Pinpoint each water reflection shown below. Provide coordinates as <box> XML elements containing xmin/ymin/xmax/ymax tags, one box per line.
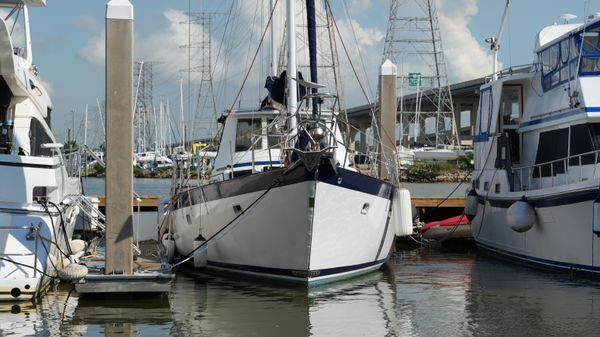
<box><xmin>2</xmin><ymin>249</ymin><xmax>600</xmax><ymax>336</ymax></box>
<box><xmin>170</xmin><ymin>268</ymin><xmax>398</xmax><ymax>336</ymax></box>
<box><xmin>465</xmin><ymin>255</ymin><xmax>600</xmax><ymax>336</ymax></box>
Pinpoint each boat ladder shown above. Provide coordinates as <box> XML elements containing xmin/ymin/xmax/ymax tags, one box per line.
<box><xmin>64</xmin><ymin>195</ymin><xmax>141</xmax><ymax>256</ymax></box>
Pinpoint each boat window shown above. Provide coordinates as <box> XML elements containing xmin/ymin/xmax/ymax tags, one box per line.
<box><xmin>569</xmin><ymin>124</ymin><xmax>596</xmax><ymax>165</ymax></box>
<box><xmin>266</xmin><ymin>119</ymin><xmax>281</xmax><ymax>148</ymax></box>
<box><xmin>533</xmin><ymin>128</ymin><xmax>568</xmax><ymax>177</ymax></box>
<box><xmin>540</xmin><ymin>36</ymin><xmax>580</xmax><ymax>91</ymax></box>
<box><xmin>500</xmin><ymin>85</ymin><xmax>521</xmax><ymax>127</ymax></box>
<box><xmin>581</xmin><ymin>31</ymin><xmax>600</xmax><ymax>53</ymax></box>
<box><xmin>29</xmin><ymin>118</ymin><xmax>52</xmax><ymax>156</ymax></box>
<box><xmin>541</xmin><ymin>44</ymin><xmax>559</xmax><ymax>74</ymax></box>
<box><xmin>579</xmin><ymin>30</ymin><xmax>600</xmax><ymax>74</ymax></box>
<box><xmin>476</xmin><ymin>88</ymin><xmax>492</xmax><ymax>136</ymax></box>
<box><xmin>235</xmin><ymin>118</ymin><xmax>263</xmax><ymax>152</ymax></box>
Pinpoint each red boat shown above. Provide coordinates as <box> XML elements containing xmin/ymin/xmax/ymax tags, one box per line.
<box><xmin>418</xmin><ymin>215</ymin><xmax>472</xmax><ymax>240</ymax></box>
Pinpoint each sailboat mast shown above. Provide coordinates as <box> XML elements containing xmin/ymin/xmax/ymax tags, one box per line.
<box><xmin>180</xmin><ymin>78</ymin><xmax>186</xmax><ymax>149</ymax></box>
<box><xmin>286</xmin><ymin>0</ymin><xmax>298</xmax><ymax>137</ymax></box>
<box><xmin>307</xmin><ymin>0</ymin><xmax>318</xmax><ymax>113</ymax></box>
<box><xmin>270</xmin><ymin>0</ymin><xmax>278</xmax><ymax>76</ymax></box>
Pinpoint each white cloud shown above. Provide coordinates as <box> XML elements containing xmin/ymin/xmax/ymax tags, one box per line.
<box><xmin>78</xmin><ymin>31</ymin><xmax>104</xmax><ymax>65</ymax></box>
<box><xmin>338</xmin><ymin>19</ymin><xmax>385</xmax><ymax>47</ymax></box>
<box><xmin>73</xmin><ymin>15</ymin><xmax>102</xmax><ymax>31</ymax></box>
<box><xmin>437</xmin><ymin>0</ymin><xmax>498</xmax><ymax>81</ymax></box>
<box><xmin>347</xmin><ymin>0</ymin><xmax>373</xmax><ymax>15</ymax></box>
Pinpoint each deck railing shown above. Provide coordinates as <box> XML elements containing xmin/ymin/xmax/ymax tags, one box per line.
<box><xmin>511</xmin><ymin>149</ymin><xmax>600</xmax><ymax>191</ymax></box>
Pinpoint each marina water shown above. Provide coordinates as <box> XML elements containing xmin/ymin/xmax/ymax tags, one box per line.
<box><xmin>2</xmin><ymin>247</ymin><xmax>600</xmax><ymax>336</ymax></box>
<box><xmin>8</xmin><ymin>178</ymin><xmax>593</xmax><ymax>336</ymax></box>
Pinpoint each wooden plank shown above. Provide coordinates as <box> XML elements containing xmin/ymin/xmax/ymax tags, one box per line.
<box><xmin>411</xmin><ymin>197</ymin><xmax>465</xmax><ymax>208</ymax></box>
<box><xmin>98</xmin><ymin>196</ymin><xmax>160</xmax><ymax>208</ymax></box>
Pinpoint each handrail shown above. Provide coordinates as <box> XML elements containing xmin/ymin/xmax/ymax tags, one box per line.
<box><xmin>511</xmin><ymin>148</ymin><xmax>600</xmax><ymax>191</ymax></box>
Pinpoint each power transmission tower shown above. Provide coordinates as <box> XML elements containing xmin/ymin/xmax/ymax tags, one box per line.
<box><xmin>180</xmin><ymin>11</ymin><xmax>224</xmax><ymax>144</ymax></box>
<box><xmin>382</xmin><ymin>0</ymin><xmax>459</xmax><ymax>149</ymax></box>
<box><xmin>134</xmin><ymin>61</ymin><xmax>155</xmax><ymax>153</ymax></box>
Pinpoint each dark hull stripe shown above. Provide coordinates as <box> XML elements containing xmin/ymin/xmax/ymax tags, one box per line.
<box><xmin>207</xmin><ymin>258</ymin><xmax>388</xmax><ymax>281</ymax></box>
<box><xmin>477</xmin><ymin>189</ymin><xmax>598</xmax><ymax>208</ymax></box>
<box><xmin>233</xmin><ymin>160</ymin><xmax>281</xmax><ymax>168</ymax></box>
<box><xmin>0</xmin><ymin>160</ymin><xmax>60</xmax><ymax>169</ymax></box>
<box><xmin>175</xmin><ymin>161</ymin><xmax>393</xmax><ymax>210</ymax></box>
<box><xmin>477</xmin><ymin>241</ymin><xmax>600</xmax><ymax>274</ymax></box>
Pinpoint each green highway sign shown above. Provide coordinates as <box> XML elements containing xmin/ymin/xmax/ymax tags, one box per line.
<box><xmin>408</xmin><ymin>72</ymin><xmax>422</xmax><ymax>87</ymax></box>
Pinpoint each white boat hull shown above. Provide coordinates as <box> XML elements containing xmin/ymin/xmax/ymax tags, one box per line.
<box><xmin>0</xmin><ymin>208</ymin><xmax>74</xmax><ymax>301</ymax></box>
<box><xmin>170</xmin><ymin>165</ymin><xmax>395</xmax><ymax>285</ymax></box>
<box><xmin>472</xmin><ymin>189</ymin><xmax>600</xmax><ymax>274</ymax></box>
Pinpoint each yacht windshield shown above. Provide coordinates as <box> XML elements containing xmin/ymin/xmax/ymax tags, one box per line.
<box><xmin>579</xmin><ymin>29</ymin><xmax>600</xmax><ymax>74</ymax></box>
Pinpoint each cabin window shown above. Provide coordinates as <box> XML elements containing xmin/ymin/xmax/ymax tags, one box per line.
<box><xmin>235</xmin><ymin>118</ymin><xmax>263</xmax><ymax>152</ymax></box>
<box><xmin>569</xmin><ymin>124</ymin><xmax>595</xmax><ymax>165</ymax></box>
<box><xmin>540</xmin><ymin>36</ymin><xmax>579</xmax><ymax>91</ymax></box>
<box><xmin>569</xmin><ymin>123</ymin><xmax>600</xmax><ymax>165</ymax></box>
<box><xmin>579</xmin><ymin>30</ymin><xmax>600</xmax><ymax>74</ymax></box>
<box><xmin>477</xmin><ymin>88</ymin><xmax>492</xmax><ymax>137</ymax></box>
<box><xmin>500</xmin><ymin>85</ymin><xmax>522</xmax><ymax>127</ymax></box>
<box><xmin>266</xmin><ymin>119</ymin><xmax>281</xmax><ymax>148</ymax></box>
<box><xmin>534</xmin><ymin>128</ymin><xmax>569</xmax><ymax>177</ymax></box>
<box><xmin>29</xmin><ymin>118</ymin><xmax>52</xmax><ymax>156</ymax></box>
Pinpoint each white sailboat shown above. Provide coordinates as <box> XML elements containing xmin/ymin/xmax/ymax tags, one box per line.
<box><xmin>0</xmin><ymin>0</ymin><xmax>87</xmax><ymax>300</ymax></box>
<box><xmin>165</xmin><ymin>0</ymin><xmax>407</xmax><ymax>285</ymax></box>
<box><xmin>469</xmin><ymin>3</ymin><xmax>600</xmax><ymax>275</ymax></box>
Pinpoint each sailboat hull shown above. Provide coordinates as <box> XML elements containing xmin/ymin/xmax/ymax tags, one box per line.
<box><xmin>171</xmin><ymin>163</ymin><xmax>395</xmax><ymax>285</ymax></box>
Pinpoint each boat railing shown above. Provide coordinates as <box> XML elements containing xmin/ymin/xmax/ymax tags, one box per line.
<box><xmin>485</xmin><ymin>64</ymin><xmax>535</xmax><ymax>82</ymax></box>
<box><xmin>0</xmin><ymin>224</ymin><xmax>41</xmax><ymax>278</ymax></box>
<box><xmin>63</xmin><ymin>149</ymin><xmax>81</xmax><ymax>179</ymax></box>
<box><xmin>511</xmin><ymin>149</ymin><xmax>600</xmax><ymax>191</ymax></box>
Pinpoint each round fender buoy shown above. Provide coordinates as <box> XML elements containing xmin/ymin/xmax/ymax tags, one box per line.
<box><xmin>507</xmin><ymin>199</ymin><xmax>536</xmax><ymax>232</ymax></box>
<box><xmin>58</xmin><ymin>263</ymin><xmax>88</xmax><ymax>281</ymax></box>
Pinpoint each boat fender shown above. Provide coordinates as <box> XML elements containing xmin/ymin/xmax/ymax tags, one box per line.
<box><xmin>193</xmin><ymin>234</ymin><xmax>207</xmax><ymax>268</ymax></box>
<box><xmin>162</xmin><ymin>233</ymin><xmax>175</xmax><ymax>262</ymax></box>
<box><xmin>392</xmin><ymin>188</ymin><xmax>414</xmax><ymax>236</ymax></box>
<box><xmin>69</xmin><ymin>239</ymin><xmax>86</xmax><ymax>255</ymax></box>
<box><xmin>58</xmin><ymin>263</ymin><xmax>88</xmax><ymax>281</ymax></box>
<box><xmin>64</xmin><ymin>205</ymin><xmax>80</xmax><ymax>224</ymax></box>
<box><xmin>464</xmin><ymin>188</ymin><xmax>479</xmax><ymax>220</ymax></box>
<box><xmin>506</xmin><ymin>198</ymin><xmax>535</xmax><ymax>232</ymax></box>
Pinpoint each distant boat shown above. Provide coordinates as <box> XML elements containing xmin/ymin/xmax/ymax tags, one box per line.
<box><xmin>0</xmin><ymin>1</ymin><xmax>90</xmax><ymax>301</ymax></box>
<box><xmin>135</xmin><ymin>151</ymin><xmax>173</xmax><ymax>170</ymax></box>
<box><xmin>419</xmin><ymin>215</ymin><xmax>471</xmax><ymax>240</ymax></box>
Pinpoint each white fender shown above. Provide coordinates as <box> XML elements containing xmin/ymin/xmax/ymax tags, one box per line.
<box><xmin>193</xmin><ymin>236</ymin><xmax>207</xmax><ymax>268</ymax></box>
<box><xmin>64</xmin><ymin>205</ymin><xmax>80</xmax><ymax>224</ymax></box>
<box><xmin>506</xmin><ymin>200</ymin><xmax>536</xmax><ymax>232</ymax></box>
<box><xmin>464</xmin><ymin>188</ymin><xmax>478</xmax><ymax>217</ymax></box>
<box><xmin>392</xmin><ymin>188</ymin><xmax>414</xmax><ymax>236</ymax></box>
<box><xmin>68</xmin><ymin>239</ymin><xmax>86</xmax><ymax>255</ymax></box>
<box><xmin>162</xmin><ymin>233</ymin><xmax>175</xmax><ymax>262</ymax></box>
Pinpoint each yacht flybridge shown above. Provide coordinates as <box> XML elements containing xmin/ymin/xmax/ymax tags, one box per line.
<box><xmin>469</xmin><ymin>9</ymin><xmax>600</xmax><ymax>275</ymax></box>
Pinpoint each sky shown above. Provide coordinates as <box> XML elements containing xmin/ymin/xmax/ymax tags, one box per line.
<box><xmin>22</xmin><ymin>0</ymin><xmax>600</xmax><ymax>147</ymax></box>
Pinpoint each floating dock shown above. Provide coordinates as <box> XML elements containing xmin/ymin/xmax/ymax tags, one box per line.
<box><xmin>75</xmin><ymin>241</ymin><xmax>173</xmax><ymax>295</ymax></box>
